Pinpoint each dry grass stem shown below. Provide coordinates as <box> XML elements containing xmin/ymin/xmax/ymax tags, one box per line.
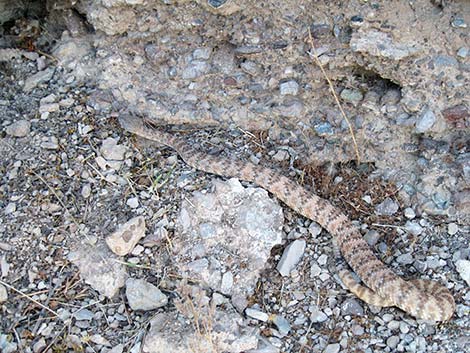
<box><xmin>307</xmin><ymin>27</ymin><xmax>361</xmax><ymax>162</ymax></box>
<box><xmin>0</xmin><ymin>279</ymin><xmax>60</xmax><ymax>319</ymax></box>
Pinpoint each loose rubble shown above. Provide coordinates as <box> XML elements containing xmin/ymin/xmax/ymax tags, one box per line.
<box><xmin>0</xmin><ymin>0</ymin><xmax>468</xmax><ymax>352</ymax></box>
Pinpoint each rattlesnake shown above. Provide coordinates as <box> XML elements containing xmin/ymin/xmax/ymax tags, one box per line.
<box><xmin>119</xmin><ymin>114</ymin><xmax>455</xmax><ymax>322</ymax></box>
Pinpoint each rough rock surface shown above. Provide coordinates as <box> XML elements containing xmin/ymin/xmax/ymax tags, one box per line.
<box><xmin>175</xmin><ymin>178</ymin><xmax>284</xmax><ymax>311</ymax></box>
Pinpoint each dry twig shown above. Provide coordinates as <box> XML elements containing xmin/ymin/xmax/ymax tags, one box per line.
<box><xmin>307</xmin><ymin>27</ymin><xmax>361</xmax><ymax>162</ymax></box>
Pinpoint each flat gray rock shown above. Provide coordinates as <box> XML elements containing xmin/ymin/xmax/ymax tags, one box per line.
<box><xmin>68</xmin><ymin>243</ymin><xmax>127</xmax><ymax>298</ymax></box>
<box><xmin>125</xmin><ymin>278</ymin><xmax>168</xmax><ymax>311</ymax></box>
<box><xmin>277</xmin><ymin>239</ymin><xmax>306</xmax><ymax>277</ymax></box>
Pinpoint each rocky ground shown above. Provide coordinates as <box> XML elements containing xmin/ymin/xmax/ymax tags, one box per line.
<box><xmin>0</xmin><ymin>1</ymin><xmax>469</xmax><ymax>353</ymax></box>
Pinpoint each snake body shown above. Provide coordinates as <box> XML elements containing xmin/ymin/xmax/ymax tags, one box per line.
<box><xmin>119</xmin><ymin>115</ymin><xmax>455</xmax><ymax>321</ymax></box>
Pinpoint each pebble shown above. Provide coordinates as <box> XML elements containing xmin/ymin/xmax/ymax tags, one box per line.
<box><xmin>351</xmin><ymin>324</ymin><xmax>364</xmax><ymax>336</ymax></box>
<box><xmin>279</xmin><ymin>80</ymin><xmax>299</xmax><ymax>95</ymax></box>
<box><xmin>126</xmin><ymin>197</ymin><xmax>139</xmax><ymax>209</ymax></box>
<box><xmin>5</xmin><ymin>120</ymin><xmax>31</xmax><ymax>137</ymax></box>
<box><xmin>220</xmin><ymin>271</ymin><xmax>234</xmax><ymax>295</ymax></box>
<box><xmin>309</xmin><ymin>306</ymin><xmax>328</xmax><ymax>323</ymax></box>
<box><xmin>405</xmin><ymin>221</ymin><xmax>423</xmax><ymax>236</ymax></box>
<box><xmin>271</xmin><ymin>315</ymin><xmax>291</xmax><ymax>335</ymax></box>
<box><xmin>340</xmin><ymin>88</ymin><xmax>363</xmax><ymax>106</ymax></box>
<box><xmin>39</xmin><ymin>102</ymin><xmax>60</xmax><ymax>114</ymax></box>
<box><xmin>451</xmin><ymin>18</ymin><xmax>467</xmax><ymax>28</ymax></box>
<box><xmin>375</xmin><ymin>197</ymin><xmax>399</xmax><ymax>216</ymax></box>
<box><xmin>276</xmin><ymin>239</ymin><xmax>306</xmax><ymax>276</ymax></box>
<box><xmin>324</xmin><ymin>343</ymin><xmax>340</xmax><ymax>353</ymax></box>
<box><xmin>308</xmin><ymin>222</ymin><xmax>322</xmax><ymax>237</ymax></box>
<box><xmin>400</xmin><ymin>321</ymin><xmax>410</xmax><ymax>334</ymax></box>
<box><xmin>415</xmin><ymin>108</ymin><xmax>436</xmax><ymax>133</ymax></box>
<box><xmin>125</xmin><ymin>278</ymin><xmax>168</xmax><ymax>311</ymax></box>
<box><xmin>455</xmin><ymin>260</ymin><xmax>470</xmax><ymax>286</ymax></box>
<box><xmin>396</xmin><ymin>253</ymin><xmax>414</xmax><ymax>265</ymax></box>
<box><xmin>101</xmin><ymin>138</ymin><xmax>127</xmax><ymax>161</ymax></box>
<box><xmin>33</xmin><ymin>338</ymin><xmax>46</xmax><ymax>353</ymax></box>
<box><xmin>73</xmin><ymin>308</ymin><xmax>94</xmax><ymax>321</ymax></box>
<box><xmin>272</xmin><ymin>149</ymin><xmax>289</xmax><ymax>162</ymax></box>
<box><xmin>41</xmin><ymin>136</ymin><xmax>59</xmax><ymax>150</ymax></box>
<box><xmin>81</xmin><ymin>184</ymin><xmax>91</xmax><ymax>199</ymax></box>
<box><xmin>404</xmin><ymin>207</ymin><xmax>415</xmax><ymax>219</ymax></box>
<box><xmin>246</xmin><ymin>307</ymin><xmax>269</xmax><ymax>322</ymax></box>
<box><xmin>23</xmin><ymin>67</ymin><xmax>55</xmax><ymax>92</ymax></box>
<box><xmin>4</xmin><ymin>203</ymin><xmax>16</xmax><ymax>215</ymax></box>
<box><xmin>387</xmin><ymin>335</ymin><xmax>400</xmax><ymax>349</ymax></box>
<box><xmin>317</xmin><ymin>254</ymin><xmax>328</xmax><ymax>266</ymax></box>
<box><xmin>313</xmin><ymin>121</ymin><xmax>334</xmax><ymax>136</ymax></box>
<box><xmin>364</xmin><ymin>230</ymin><xmax>381</xmax><ymax>246</ymax></box>
<box><xmin>341</xmin><ymin>298</ymin><xmax>364</xmax><ymax>316</ymax></box>
<box><xmin>0</xmin><ymin>284</ymin><xmax>7</xmax><ymax>303</ymax></box>
<box><xmin>106</xmin><ymin>216</ymin><xmax>146</xmax><ymax>256</ymax></box>
<box><xmin>447</xmin><ymin>222</ymin><xmax>459</xmax><ymax>235</ymax></box>
<box><xmin>457</xmin><ymin>47</ymin><xmax>468</xmax><ymax>58</ymax></box>
<box><xmin>310</xmin><ymin>263</ymin><xmax>322</xmax><ymax>277</ymax></box>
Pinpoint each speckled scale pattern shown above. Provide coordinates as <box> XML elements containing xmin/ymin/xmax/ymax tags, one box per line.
<box><xmin>119</xmin><ymin>115</ymin><xmax>455</xmax><ymax>322</ymax></box>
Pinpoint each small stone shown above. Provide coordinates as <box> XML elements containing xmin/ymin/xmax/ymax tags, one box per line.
<box><xmin>340</xmin><ymin>88</ymin><xmax>363</xmax><ymax>106</ymax></box>
<box><xmin>362</xmin><ymin>195</ymin><xmax>372</xmax><ymax>204</ymax></box>
<box><xmin>271</xmin><ymin>315</ymin><xmax>290</xmax><ymax>335</ymax></box>
<box><xmin>40</xmin><ymin>136</ymin><xmax>59</xmax><ymax>150</ymax></box>
<box><xmin>81</xmin><ymin>184</ymin><xmax>91</xmax><ymax>199</ymax></box>
<box><xmin>193</xmin><ymin>47</ymin><xmax>212</xmax><ymax>60</ymax></box>
<box><xmin>220</xmin><ymin>271</ymin><xmax>234</xmax><ymax>295</ymax></box>
<box><xmin>310</xmin><ymin>263</ymin><xmax>322</xmax><ymax>277</ymax></box>
<box><xmin>272</xmin><ymin>149</ymin><xmax>289</xmax><ymax>162</ymax></box>
<box><xmin>126</xmin><ymin>278</ymin><xmax>168</xmax><ymax>311</ymax></box>
<box><xmin>308</xmin><ymin>222</ymin><xmax>322</xmax><ymax>237</ymax></box>
<box><xmin>33</xmin><ymin>338</ymin><xmax>46</xmax><ymax>353</ymax></box>
<box><xmin>364</xmin><ymin>230</ymin><xmax>381</xmax><ymax>246</ymax></box>
<box><xmin>5</xmin><ymin>120</ymin><xmax>31</xmax><ymax>137</ymax></box>
<box><xmin>351</xmin><ymin>324</ymin><xmax>364</xmax><ymax>336</ymax></box>
<box><xmin>309</xmin><ymin>306</ymin><xmax>328</xmax><ymax>323</ymax></box>
<box><xmin>39</xmin><ymin>102</ymin><xmax>60</xmax><ymax>114</ymax></box>
<box><xmin>90</xmin><ymin>334</ymin><xmax>111</xmax><ymax>346</ymax></box>
<box><xmin>23</xmin><ymin>67</ymin><xmax>55</xmax><ymax>92</ymax></box>
<box><xmin>0</xmin><ymin>284</ymin><xmax>7</xmax><ymax>303</ymax></box>
<box><xmin>101</xmin><ymin>138</ymin><xmax>127</xmax><ymax>161</ymax></box>
<box><xmin>279</xmin><ymin>80</ymin><xmax>299</xmax><ymax>95</ymax></box>
<box><xmin>106</xmin><ymin>216</ymin><xmax>146</xmax><ymax>256</ymax></box>
<box><xmin>324</xmin><ymin>343</ymin><xmax>340</xmax><ymax>353</ymax></box>
<box><xmin>182</xmin><ymin>60</ymin><xmax>210</xmax><ymax>80</ymax></box>
<box><xmin>126</xmin><ymin>197</ymin><xmax>139</xmax><ymax>209</ymax></box>
<box><xmin>415</xmin><ymin>108</ymin><xmax>436</xmax><ymax>133</ymax></box>
<box><xmin>405</xmin><ymin>221</ymin><xmax>423</xmax><ymax>236</ymax></box>
<box><xmin>108</xmin><ymin>344</ymin><xmax>124</xmax><ymax>353</ymax></box>
<box><xmin>68</xmin><ymin>243</ymin><xmax>127</xmax><ymax>298</ymax></box>
<box><xmin>404</xmin><ymin>207</ymin><xmax>416</xmax><ymax>219</ymax></box>
<box><xmin>457</xmin><ymin>47</ymin><xmax>468</xmax><ymax>58</ymax></box>
<box><xmin>447</xmin><ymin>223</ymin><xmax>459</xmax><ymax>235</ymax></box>
<box><xmin>245</xmin><ymin>307</ymin><xmax>269</xmax><ymax>322</ymax></box>
<box><xmin>313</xmin><ymin>121</ymin><xmax>334</xmax><ymax>136</ymax></box>
<box><xmin>451</xmin><ymin>18</ymin><xmax>467</xmax><ymax>28</ymax></box>
<box><xmin>400</xmin><ymin>321</ymin><xmax>410</xmax><ymax>334</ymax></box>
<box><xmin>455</xmin><ymin>260</ymin><xmax>470</xmax><ymax>286</ymax></box>
<box><xmin>341</xmin><ymin>298</ymin><xmax>364</xmax><ymax>316</ymax></box>
<box><xmin>317</xmin><ymin>254</ymin><xmax>328</xmax><ymax>266</ymax></box>
<box><xmin>73</xmin><ymin>308</ymin><xmax>94</xmax><ymax>321</ymax></box>
<box><xmin>277</xmin><ymin>239</ymin><xmax>306</xmax><ymax>276</ymax></box>
<box><xmin>375</xmin><ymin>197</ymin><xmax>399</xmax><ymax>216</ymax></box>
<box><xmin>387</xmin><ymin>335</ymin><xmax>400</xmax><ymax>349</ymax></box>
<box><xmin>396</xmin><ymin>253</ymin><xmax>414</xmax><ymax>265</ymax></box>
<box><xmin>4</xmin><ymin>203</ymin><xmax>16</xmax><ymax>215</ymax></box>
